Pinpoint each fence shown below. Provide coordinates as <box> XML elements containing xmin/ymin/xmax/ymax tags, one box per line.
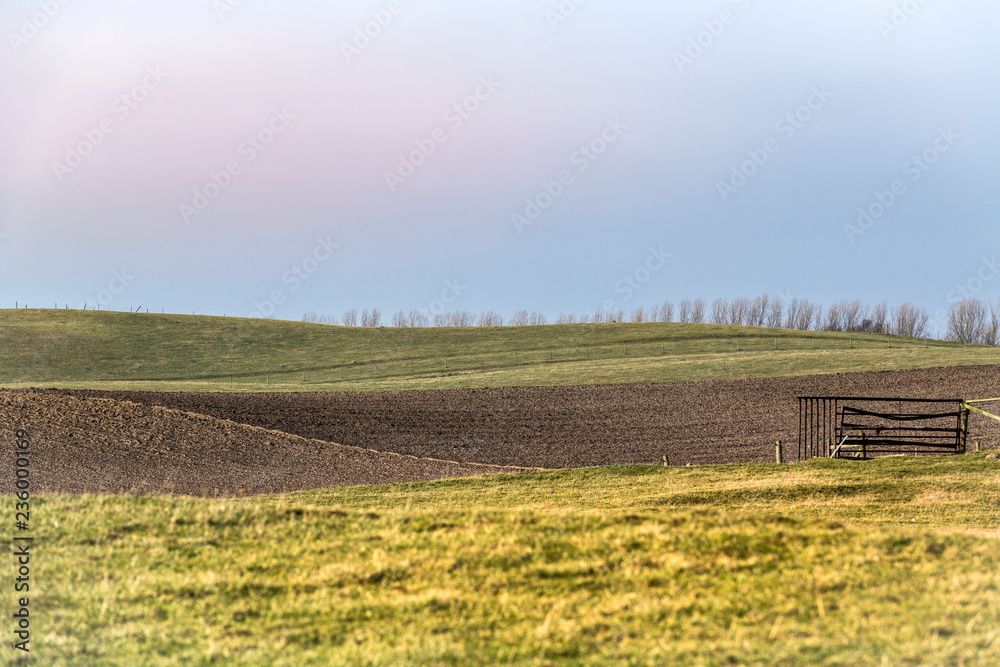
<box><xmin>797</xmin><ymin>397</ymin><xmax>969</xmax><ymax>461</ymax></box>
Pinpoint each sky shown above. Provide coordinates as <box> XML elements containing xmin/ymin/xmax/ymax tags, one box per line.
<box><xmin>1</xmin><ymin>0</ymin><xmax>998</xmax><ymax>336</ymax></box>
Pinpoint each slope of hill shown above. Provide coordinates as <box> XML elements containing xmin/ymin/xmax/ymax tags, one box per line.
<box><xmin>2</xmin><ymin>309</ymin><xmax>998</xmax><ymax>392</ymax></box>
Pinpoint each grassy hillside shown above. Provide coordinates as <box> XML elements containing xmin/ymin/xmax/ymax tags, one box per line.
<box><xmin>31</xmin><ymin>454</ymin><xmax>1000</xmax><ymax>665</ymax></box>
<box><xmin>2</xmin><ymin>309</ymin><xmax>998</xmax><ymax>392</ymax></box>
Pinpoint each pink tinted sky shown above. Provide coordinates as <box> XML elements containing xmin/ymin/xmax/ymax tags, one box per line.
<box><xmin>1</xmin><ymin>1</ymin><xmax>998</xmax><ymax>332</ymax></box>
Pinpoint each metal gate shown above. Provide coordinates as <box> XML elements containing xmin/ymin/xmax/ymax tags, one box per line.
<box><xmin>797</xmin><ymin>397</ymin><xmax>968</xmax><ymax>461</ymax></box>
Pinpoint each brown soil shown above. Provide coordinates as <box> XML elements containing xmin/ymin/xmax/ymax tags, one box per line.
<box><xmin>3</xmin><ymin>365</ymin><xmax>997</xmax><ymax>496</ymax></box>
<box><xmin>0</xmin><ymin>391</ymin><xmax>532</xmax><ymax>497</ymax></box>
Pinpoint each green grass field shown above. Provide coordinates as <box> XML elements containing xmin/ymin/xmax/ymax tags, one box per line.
<box><xmin>28</xmin><ymin>455</ymin><xmax>1000</xmax><ymax>665</ymax></box>
<box><xmin>5</xmin><ymin>308</ymin><xmax>1000</xmax><ymax>664</ymax></box>
<box><xmin>2</xmin><ymin>309</ymin><xmax>998</xmax><ymax>392</ymax></box>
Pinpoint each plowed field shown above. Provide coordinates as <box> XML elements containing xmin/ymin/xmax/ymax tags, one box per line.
<box><xmin>3</xmin><ymin>365</ymin><xmax>997</xmax><ymax>496</ymax></box>
<box><xmin>0</xmin><ymin>391</ymin><xmax>531</xmax><ymax>497</ymax></box>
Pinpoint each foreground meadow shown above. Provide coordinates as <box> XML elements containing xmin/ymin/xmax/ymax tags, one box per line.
<box><xmin>22</xmin><ymin>455</ymin><xmax>1000</xmax><ymax>665</ymax></box>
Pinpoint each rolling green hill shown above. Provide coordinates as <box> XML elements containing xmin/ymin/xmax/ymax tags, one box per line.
<box><xmin>2</xmin><ymin>308</ymin><xmax>999</xmax><ymax>392</ymax></box>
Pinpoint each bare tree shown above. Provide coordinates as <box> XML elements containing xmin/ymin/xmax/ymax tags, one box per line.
<box><xmin>592</xmin><ymin>308</ymin><xmax>607</xmax><ymax>324</ymax></box>
<box><xmin>842</xmin><ymin>300</ymin><xmax>867</xmax><ymax>331</ymax></box>
<box><xmin>528</xmin><ymin>311</ymin><xmax>547</xmax><ymax>326</ymax></box>
<box><xmin>987</xmin><ymin>299</ymin><xmax>1000</xmax><ymax>346</ymax></box>
<box><xmin>408</xmin><ymin>310</ymin><xmax>428</xmax><ymax>327</ymax></box>
<box><xmin>711</xmin><ymin>298</ymin><xmax>728</xmax><ymax>324</ymax></box>
<box><xmin>729</xmin><ymin>296</ymin><xmax>750</xmax><ymax>326</ymax></box>
<box><xmin>302</xmin><ymin>312</ymin><xmax>319</xmax><ymax>324</ymax></box>
<box><xmin>691</xmin><ymin>298</ymin><xmax>706</xmax><ymax>324</ymax></box>
<box><xmin>657</xmin><ymin>301</ymin><xmax>674</xmax><ymax>323</ymax></box>
<box><xmin>610</xmin><ymin>309</ymin><xmax>624</xmax><ymax>323</ymax></box>
<box><xmin>579</xmin><ymin>312</ymin><xmax>591</xmax><ymax>324</ymax></box>
<box><xmin>555</xmin><ymin>313</ymin><xmax>576</xmax><ymax>324</ymax></box>
<box><xmin>510</xmin><ymin>310</ymin><xmax>529</xmax><ymax>326</ymax></box>
<box><xmin>391</xmin><ymin>310</ymin><xmax>407</xmax><ymax>327</ymax></box>
<box><xmin>870</xmin><ymin>301</ymin><xmax>888</xmax><ymax>334</ymax></box>
<box><xmin>825</xmin><ymin>301</ymin><xmax>844</xmax><ymax>331</ymax></box>
<box><xmin>341</xmin><ymin>308</ymin><xmax>358</xmax><ymax>327</ymax></box>
<box><xmin>631</xmin><ymin>306</ymin><xmax>646</xmax><ymax>323</ymax></box>
<box><xmin>783</xmin><ymin>298</ymin><xmax>800</xmax><ymax>330</ymax></box>
<box><xmin>766</xmin><ymin>299</ymin><xmax>783</xmax><ymax>328</ymax></box>
<box><xmin>789</xmin><ymin>299</ymin><xmax>816</xmax><ymax>331</ymax></box>
<box><xmin>747</xmin><ymin>294</ymin><xmax>769</xmax><ymax>327</ymax></box>
<box><xmin>947</xmin><ymin>299</ymin><xmax>988</xmax><ymax>344</ymax></box>
<box><xmin>891</xmin><ymin>303</ymin><xmax>930</xmax><ymax>338</ymax></box>
<box><xmin>478</xmin><ymin>311</ymin><xmax>503</xmax><ymax>327</ymax></box>
<box><xmin>360</xmin><ymin>308</ymin><xmax>382</xmax><ymax>327</ymax></box>
<box><xmin>678</xmin><ymin>299</ymin><xmax>692</xmax><ymax>323</ymax></box>
<box><xmin>450</xmin><ymin>310</ymin><xmax>475</xmax><ymax>327</ymax></box>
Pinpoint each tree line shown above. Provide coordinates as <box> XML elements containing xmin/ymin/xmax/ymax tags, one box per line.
<box><xmin>301</xmin><ymin>296</ymin><xmax>1000</xmax><ymax>345</ymax></box>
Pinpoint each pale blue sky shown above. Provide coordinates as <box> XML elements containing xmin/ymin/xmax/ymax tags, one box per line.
<box><xmin>1</xmin><ymin>0</ymin><xmax>997</xmax><ymax>335</ymax></box>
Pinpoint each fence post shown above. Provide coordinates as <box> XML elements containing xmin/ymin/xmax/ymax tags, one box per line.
<box><xmin>775</xmin><ymin>440</ymin><xmax>783</xmax><ymax>464</ymax></box>
<box><xmin>961</xmin><ymin>408</ymin><xmax>970</xmax><ymax>453</ymax></box>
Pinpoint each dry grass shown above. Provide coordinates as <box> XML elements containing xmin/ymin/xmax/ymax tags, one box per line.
<box><xmin>25</xmin><ymin>454</ymin><xmax>1000</xmax><ymax>665</ymax></box>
